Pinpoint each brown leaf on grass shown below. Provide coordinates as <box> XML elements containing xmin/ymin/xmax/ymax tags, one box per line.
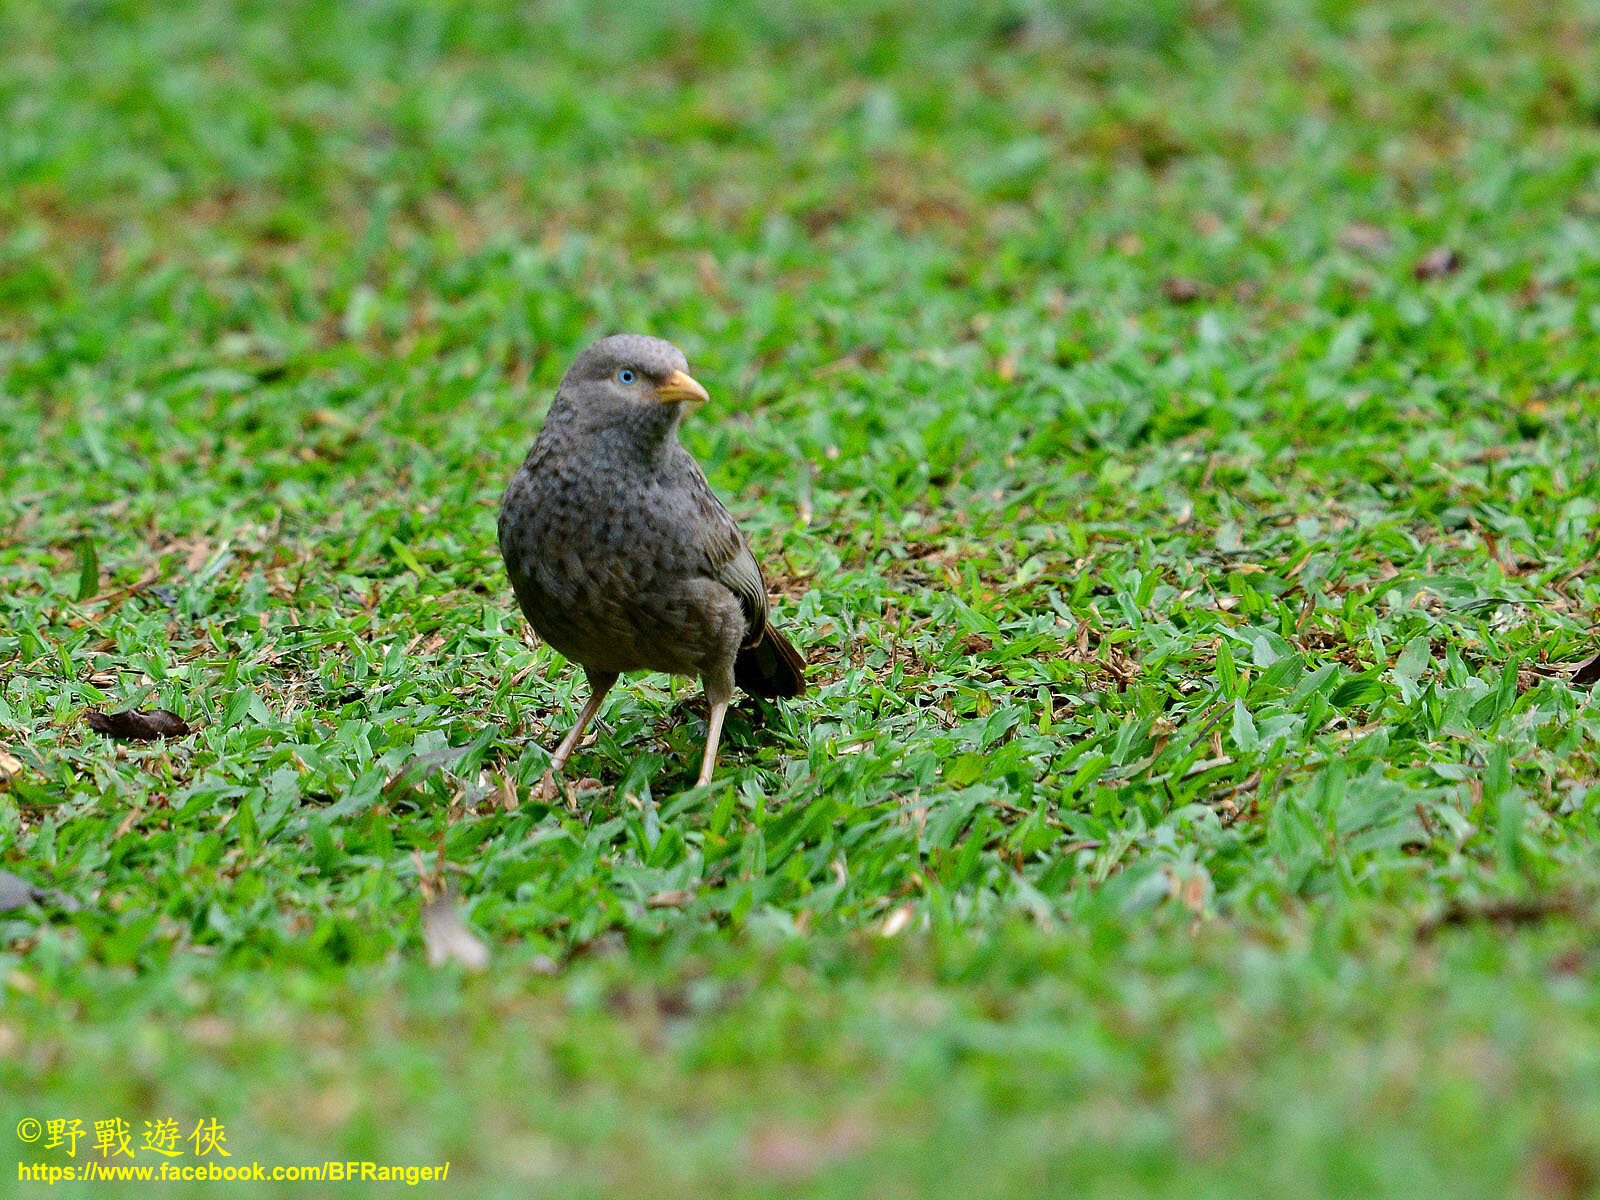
<box><xmin>1337</xmin><ymin>224</ymin><xmax>1388</xmax><ymax>254</ymax></box>
<box><xmin>86</xmin><ymin>708</ymin><xmax>190</xmax><ymax>741</ymax></box>
<box><xmin>415</xmin><ymin>840</ymin><xmax>489</xmax><ymax>972</ymax></box>
<box><xmin>1416</xmin><ymin>894</ymin><xmax>1581</xmax><ymax>941</ymax></box>
<box><xmin>1164</xmin><ymin>863</ymin><xmax>1214</xmax><ymax>916</ymax></box>
<box><xmin>1162</xmin><ymin>275</ymin><xmax>1204</xmax><ymax>304</ymax></box>
<box><xmin>0</xmin><ymin>872</ymin><xmax>35</xmax><ymax>911</ymax></box>
<box><xmin>1569</xmin><ymin>650</ymin><xmax>1600</xmax><ymax>687</ymax></box>
<box><xmin>492</xmin><ymin>771</ymin><xmax>519</xmax><ymax>812</ymax></box>
<box><xmin>1548</xmin><ymin>948</ymin><xmax>1589</xmax><ymax>977</ymax></box>
<box><xmin>1338</xmin><ymin>221</ymin><xmax>1391</xmax><ymax>253</ymax></box>
<box><xmin>646</xmin><ymin>889</ymin><xmax>694</xmax><ymax>910</ymax></box>
<box><xmin>960</xmin><ymin>633</ymin><xmax>993</xmax><ymax>655</ymax></box>
<box><xmin>0</xmin><ymin>748</ymin><xmax>22</xmax><ymax>790</ymax></box>
<box><xmin>0</xmin><ymin>869</ymin><xmax>81</xmax><ymax>913</ymax></box>
<box><xmin>1413</xmin><ymin>246</ymin><xmax>1461</xmax><ymax>280</ymax></box>
<box><xmin>1525</xmin><ymin>1146</ymin><xmax>1597</xmax><ymax>1200</ymax></box>
<box><xmin>420</xmin><ymin>893</ymin><xmax>490</xmax><ymax>971</ymax></box>
<box><xmin>880</xmin><ymin>904</ymin><xmax>913</xmax><ymax>938</ymax></box>
<box><xmin>748</xmin><ymin>1113</ymin><xmax>874</xmax><ymax>1181</ymax></box>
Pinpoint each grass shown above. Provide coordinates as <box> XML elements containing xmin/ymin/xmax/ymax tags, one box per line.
<box><xmin>4</xmin><ymin>0</ymin><xmax>1600</xmax><ymax>1194</ymax></box>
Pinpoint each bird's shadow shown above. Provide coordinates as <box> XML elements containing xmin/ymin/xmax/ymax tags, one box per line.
<box><xmin>486</xmin><ymin>693</ymin><xmax>790</xmax><ymax>807</ymax></box>
<box><xmin>656</xmin><ymin>694</ymin><xmax>777</xmax><ymax>734</ymax></box>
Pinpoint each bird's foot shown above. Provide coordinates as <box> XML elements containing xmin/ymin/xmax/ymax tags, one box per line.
<box><xmin>536</xmin><ymin>769</ymin><xmax>562</xmax><ymax>802</ymax></box>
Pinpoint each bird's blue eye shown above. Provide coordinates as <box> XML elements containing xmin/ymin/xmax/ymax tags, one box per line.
<box><xmin>618</xmin><ymin>369</ymin><xmax>636</xmax><ymax>384</ymax></box>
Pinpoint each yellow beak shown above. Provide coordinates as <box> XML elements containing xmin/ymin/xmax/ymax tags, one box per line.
<box><xmin>656</xmin><ymin>368</ymin><xmax>710</xmax><ymax>407</ymax></box>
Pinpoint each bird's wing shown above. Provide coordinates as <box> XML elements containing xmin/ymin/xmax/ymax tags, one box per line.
<box><xmin>683</xmin><ymin>462</ymin><xmax>769</xmax><ymax>648</ymax></box>
<box><xmin>717</xmin><ymin>541</ymin><xmax>769</xmax><ymax>649</ymax></box>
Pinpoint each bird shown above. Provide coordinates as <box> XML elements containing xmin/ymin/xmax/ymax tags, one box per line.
<box><xmin>498</xmin><ymin>334</ymin><xmax>806</xmax><ymax>795</ymax></box>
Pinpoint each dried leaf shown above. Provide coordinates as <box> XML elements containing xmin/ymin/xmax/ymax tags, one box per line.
<box><xmin>86</xmin><ymin>708</ymin><xmax>191</xmax><ymax>741</ymax></box>
<box><xmin>0</xmin><ymin>872</ymin><xmax>33</xmax><ymax>912</ymax></box>
<box><xmin>1526</xmin><ymin>1146</ymin><xmax>1596</xmax><ymax>1200</ymax></box>
<box><xmin>1570</xmin><ymin>651</ymin><xmax>1600</xmax><ymax>687</ymax></box>
<box><xmin>493</xmin><ymin>772</ymin><xmax>519</xmax><ymax>812</ymax></box>
<box><xmin>1417</xmin><ymin>894</ymin><xmax>1580</xmax><ymax>941</ymax></box>
<box><xmin>1162</xmin><ymin>275</ymin><xmax>1204</xmax><ymax>304</ymax></box>
<box><xmin>880</xmin><ymin>904</ymin><xmax>913</xmax><ymax>938</ymax></box>
<box><xmin>1413</xmin><ymin>246</ymin><xmax>1461</xmax><ymax>280</ymax></box>
<box><xmin>0</xmin><ymin>748</ymin><xmax>22</xmax><ymax>790</ymax></box>
<box><xmin>421</xmin><ymin>893</ymin><xmax>490</xmax><ymax>970</ymax></box>
<box><xmin>1165</xmin><ymin>863</ymin><xmax>1215</xmax><ymax>916</ymax></box>
<box><xmin>646</xmin><ymin>889</ymin><xmax>694</xmax><ymax>910</ymax></box>
<box><xmin>748</xmin><ymin>1113</ymin><xmax>873</xmax><ymax>1180</ymax></box>
<box><xmin>1338</xmin><ymin>222</ymin><xmax>1391</xmax><ymax>253</ymax></box>
<box><xmin>0</xmin><ymin>869</ymin><xmax>81</xmax><ymax>914</ymax></box>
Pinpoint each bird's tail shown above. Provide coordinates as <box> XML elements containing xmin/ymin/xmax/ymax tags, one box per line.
<box><xmin>734</xmin><ymin>622</ymin><xmax>806</xmax><ymax>698</ymax></box>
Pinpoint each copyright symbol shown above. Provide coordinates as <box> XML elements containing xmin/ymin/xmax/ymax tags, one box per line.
<box><xmin>16</xmin><ymin>1118</ymin><xmax>41</xmax><ymax>1142</ymax></box>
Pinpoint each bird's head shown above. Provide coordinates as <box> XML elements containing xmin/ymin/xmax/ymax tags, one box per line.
<box><xmin>550</xmin><ymin>334</ymin><xmax>710</xmax><ymax>444</ymax></box>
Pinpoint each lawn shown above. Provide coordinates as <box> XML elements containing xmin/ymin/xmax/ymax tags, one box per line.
<box><xmin>5</xmin><ymin>0</ymin><xmax>1600</xmax><ymax>1195</ymax></box>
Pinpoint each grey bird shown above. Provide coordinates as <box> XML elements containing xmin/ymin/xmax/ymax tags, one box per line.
<box><xmin>498</xmin><ymin>334</ymin><xmax>806</xmax><ymax>793</ymax></box>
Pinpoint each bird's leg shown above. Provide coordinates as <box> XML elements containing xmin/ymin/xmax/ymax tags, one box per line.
<box><xmin>696</xmin><ymin>679</ymin><xmax>732</xmax><ymax>788</ymax></box>
<box><xmin>539</xmin><ymin>669</ymin><xmax>616</xmax><ymax>799</ymax></box>
<box><xmin>548</xmin><ymin>687</ymin><xmax>607</xmax><ymax>772</ymax></box>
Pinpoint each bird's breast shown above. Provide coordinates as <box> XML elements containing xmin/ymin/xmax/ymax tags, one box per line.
<box><xmin>500</xmin><ymin>455</ymin><xmax>669</xmax><ymax>610</ymax></box>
